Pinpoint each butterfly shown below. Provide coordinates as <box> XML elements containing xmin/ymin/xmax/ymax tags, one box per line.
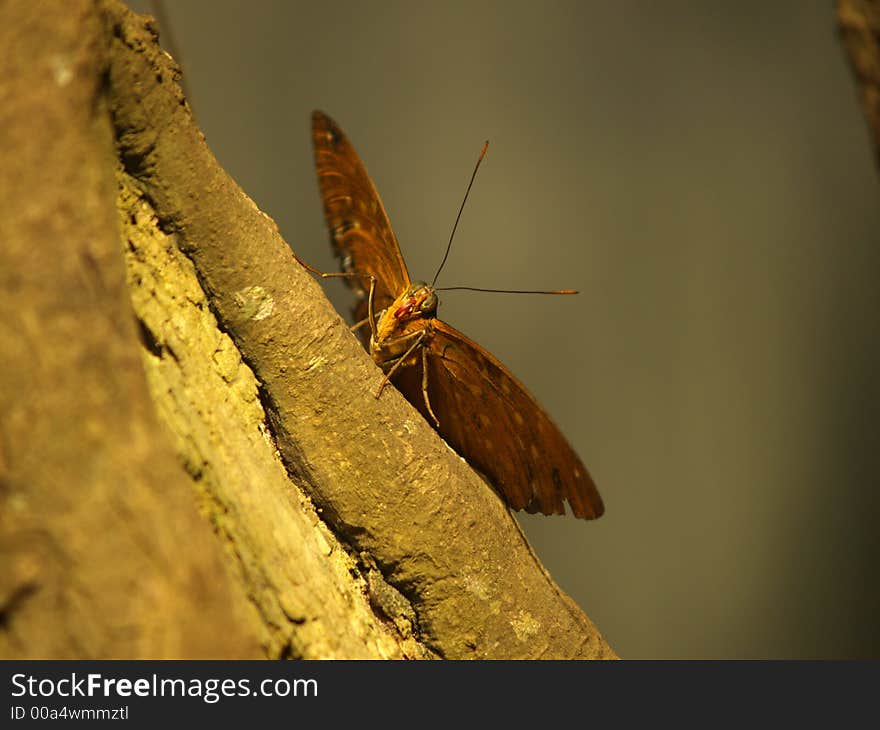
<box><xmin>305</xmin><ymin>110</ymin><xmax>604</xmax><ymax>519</ymax></box>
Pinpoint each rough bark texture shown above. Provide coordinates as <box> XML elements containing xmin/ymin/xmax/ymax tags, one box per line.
<box><xmin>117</xmin><ymin>172</ymin><xmax>431</xmax><ymax>659</ymax></box>
<box><xmin>839</xmin><ymin>0</ymin><xmax>880</xmax><ymax>165</ymax></box>
<box><xmin>0</xmin><ymin>0</ymin><xmax>260</xmax><ymax>659</ymax></box>
<box><xmin>1</xmin><ymin>0</ymin><xmax>616</xmax><ymax>659</ymax></box>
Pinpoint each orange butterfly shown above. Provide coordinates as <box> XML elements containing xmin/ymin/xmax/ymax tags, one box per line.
<box><xmin>304</xmin><ymin>110</ymin><xmax>604</xmax><ymax>519</ymax></box>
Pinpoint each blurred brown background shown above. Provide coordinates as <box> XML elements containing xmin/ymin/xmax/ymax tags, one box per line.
<box><xmin>128</xmin><ymin>0</ymin><xmax>880</xmax><ymax>658</ymax></box>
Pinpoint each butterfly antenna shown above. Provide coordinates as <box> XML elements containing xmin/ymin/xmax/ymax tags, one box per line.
<box><xmin>436</xmin><ymin>286</ymin><xmax>578</xmax><ymax>295</ymax></box>
<box><xmin>431</xmin><ymin>141</ymin><xmax>489</xmax><ymax>287</ymax></box>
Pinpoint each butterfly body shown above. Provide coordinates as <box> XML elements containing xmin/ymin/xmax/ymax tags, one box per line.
<box><xmin>310</xmin><ymin>110</ymin><xmax>605</xmax><ymax>520</ymax></box>
<box><xmin>372</xmin><ymin>281</ymin><xmax>437</xmax><ymax>364</ymax></box>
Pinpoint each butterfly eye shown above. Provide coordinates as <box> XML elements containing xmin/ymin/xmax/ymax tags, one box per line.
<box><xmin>420</xmin><ymin>292</ymin><xmax>438</xmax><ymax>314</ymax></box>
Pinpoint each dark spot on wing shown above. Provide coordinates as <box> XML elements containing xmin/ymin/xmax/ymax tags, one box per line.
<box><xmin>552</xmin><ymin>467</ymin><xmax>563</xmax><ymax>492</ymax></box>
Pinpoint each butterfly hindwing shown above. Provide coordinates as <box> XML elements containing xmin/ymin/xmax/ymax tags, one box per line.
<box><xmin>393</xmin><ymin>319</ymin><xmax>604</xmax><ymax>519</ymax></box>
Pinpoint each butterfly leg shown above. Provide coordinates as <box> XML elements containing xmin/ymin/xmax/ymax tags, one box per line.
<box><xmin>376</xmin><ymin>330</ymin><xmax>427</xmax><ymax>397</ymax></box>
<box><xmin>293</xmin><ymin>252</ymin><xmax>378</xmax><ymax>335</ymax></box>
<box><xmin>420</xmin><ymin>345</ymin><xmax>440</xmax><ymax>428</ymax></box>
<box><xmin>349</xmin><ymin>316</ymin><xmax>370</xmax><ymax>334</ymax></box>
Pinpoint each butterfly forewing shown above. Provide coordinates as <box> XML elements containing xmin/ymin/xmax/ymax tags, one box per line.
<box><xmin>312</xmin><ymin>110</ymin><xmax>410</xmax><ymax>322</ymax></box>
<box><xmin>393</xmin><ymin>320</ymin><xmax>604</xmax><ymax>519</ymax></box>
<box><xmin>310</xmin><ymin>110</ymin><xmax>604</xmax><ymax>519</ymax></box>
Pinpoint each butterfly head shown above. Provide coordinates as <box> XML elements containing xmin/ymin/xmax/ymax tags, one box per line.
<box><xmin>393</xmin><ymin>282</ymin><xmax>438</xmax><ymax>322</ymax></box>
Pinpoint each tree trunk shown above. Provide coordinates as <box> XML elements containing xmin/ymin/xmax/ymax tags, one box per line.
<box><xmin>0</xmin><ymin>0</ymin><xmax>615</xmax><ymax>659</ymax></box>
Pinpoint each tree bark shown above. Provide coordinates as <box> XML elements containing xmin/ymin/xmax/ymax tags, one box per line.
<box><xmin>0</xmin><ymin>0</ymin><xmax>261</xmax><ymax>660</ymax></box>
<box><xmin>0</xmin><ymin>0</ymin><xmax>615</xmax><ymax>659</ymax></box>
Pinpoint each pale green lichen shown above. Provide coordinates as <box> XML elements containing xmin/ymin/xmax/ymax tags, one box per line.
<box><xmin>233</xmin><ymin>285</ymin><xmax>275</xmax><ymax>321</ymax></box>
<box><xmin>510</xmin><ymin>610</ymin><xmax>541</xmax><ymax>642</ymax></box>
